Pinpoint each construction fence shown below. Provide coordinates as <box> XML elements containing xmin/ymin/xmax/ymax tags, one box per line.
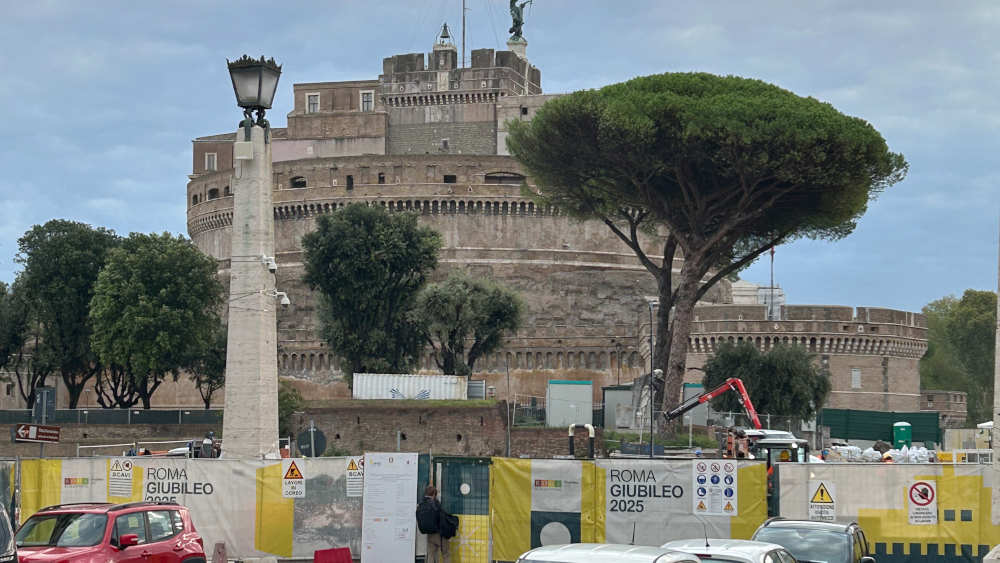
<box><xmin>4</xmin><ymin>456</ymin><xmax>998</xmax><ymax>563</ymax></box>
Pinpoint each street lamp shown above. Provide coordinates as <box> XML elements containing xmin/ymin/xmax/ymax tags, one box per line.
<box><xmin>221</xmin><ymin>55</ymin><xmax>283</xmax><ymax>459</ymax></box>
<box><xmin>227</xmin><ymin>55</ymin><xmax>282</xmax><ymax>131</ymax></box>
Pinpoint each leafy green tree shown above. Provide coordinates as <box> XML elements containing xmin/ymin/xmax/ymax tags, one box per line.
<box><xmin>15</xmin><ymin>220</ymin><xmax>120</xmax><ymax>408</ymax></box>
<box><xmin>507</xmin><ymin>72</ymin><xmax>907</xmax><ymax>416</ymax></box>
<box><xmin>0</xmin><ymin>280</ymin><xmax>54</xmax><ymax>408</ymax></box>
<box><xmin>702</xmin><ymin>341</ymin><xmax>830</xmax><ymax>420</ymax></box>
<box><xmin>416</xmin><ymin>271</ymin><xmax>523</xmax><ymax>375</ymax></box>
<box><xmin>920</xmin><ymin>290</ymin><xmax>996</xmax><ymax>422</ymax></box>
<box><xmin>302</xmin><ymin>204</ymin><xmax>441</xmax><ymax>385</ymax></box>
<box><xmin>187</xmin><ymin>323</ymin><xmax>227</xmax><ymax>409</ymax></box>
<box><xmin>89</xmin><ymin>233</ymin><xmax>224</xmax><ymax>409</ymax></box>
<box><xmin>278</xmin><ymin>379</ymin><xmax>304</xmax><ymax>437</ymax></box>
<box><xmin>93</xmin><ymin>363</ymin><xmax>140</xmax><ymax>408</ymax></box>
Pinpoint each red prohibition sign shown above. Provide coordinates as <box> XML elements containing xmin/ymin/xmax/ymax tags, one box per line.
<box><xmin>909</xmin><ymin>482</ymin><xmax>934</xmax><ymax>506</ymax></box>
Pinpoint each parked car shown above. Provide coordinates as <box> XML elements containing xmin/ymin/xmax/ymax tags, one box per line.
<box><xmin>751</xmin><ymin>519</ymin><xmax>874</xmax><ymax>563</ymax></box>
<box><xmin>15</xmin><ymin>502</ymin><xmax>205</xmax><ymax>563</ymax></box>
<box><xmin>517</xmin><ymin>543</ymin><xmax>702</xmax><ymax>563</ymax></box>
<box><xmin>1</xmin><ymin>508</ymin><xmax>15</xmax><ymax>563</ymax></box>
<box><xmin>661</xmin><ymin>538</ymin><xmax>797</xmax><ymax>563</ymax></box>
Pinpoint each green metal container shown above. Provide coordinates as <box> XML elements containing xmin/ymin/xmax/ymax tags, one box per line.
<box><xmin>893</xmin><ymin>421</ymin><xmax>912</xmax><ymax>448</ymax></box>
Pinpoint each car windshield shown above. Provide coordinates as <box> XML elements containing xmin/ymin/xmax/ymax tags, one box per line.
<box><xmin>15</xmin><ymin>513</ymin><xmax>108</xmax><ymax>548</ymax></box>
<box><xmin>754</xmin><ymin>528</ymin><xmax>850</xmax><ymax>563</ymax></box>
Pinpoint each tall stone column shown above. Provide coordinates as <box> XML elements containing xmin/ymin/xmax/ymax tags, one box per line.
<box><xmin>222</xmin><ymin>123</ymin><xmax>279</xmax><ymax>459</ymax></box>
<box><xmin>992</xmin><ymin>229</ymin><xmax>1000</xmax><ymax>523</ymax></box>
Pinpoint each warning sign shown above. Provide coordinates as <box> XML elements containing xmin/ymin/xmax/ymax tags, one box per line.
<box><xmin>808</xmin><ymin>481</ymin><xmax>836</xmax><ymax>522</ymax></box>
<box><xmin>109</xmin><ymin>458</ymin><xmax>133</xmax><ymax>497</ymax></box>
<box><xmin>908</xmin><ymin>481</ymin><xmax>937</xmax><ymax>525</ymax></box>
<box><xmin>347</xmin><ymin>456</ymin><xmax>364</xmax><ymax>497</ymax></box>
<box><xmin>282</xmin><ymin>460</ymin><xmax>305</xmax><ymax>498</ymax></box>
<box><xmin>692</xmin><ymin>460</ymin><xmax>737</xmax><ymax>516</ymax></box>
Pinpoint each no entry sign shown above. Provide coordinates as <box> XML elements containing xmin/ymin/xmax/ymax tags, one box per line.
<box><xmin>908</xmin><ymin>480</ymin><xmax>937</xmax><ymax>524</ymax></box>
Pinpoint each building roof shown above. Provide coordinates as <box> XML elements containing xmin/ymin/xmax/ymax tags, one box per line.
<box><xmin>194</xmin><ymin>128</ymin><xmax>287</xmax><ymax>142</ymax></box>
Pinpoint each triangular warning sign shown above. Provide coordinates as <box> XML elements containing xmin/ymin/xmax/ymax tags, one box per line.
<box><xmin>697</xmin><ymin>501</ymin><xmax>707</xmax><ymax>511</ymax></box>
<box><xmin>811</xmin><ymin>483</ymin><xmax>834</xmax><ymax>503</ymax></box>
<box><xmin>111</xmin><ymin>461</ymin><xmax>121</xmax><ymax>471</ymax></box>
<box><xmin>284</xmin><ymin>461</ymin><xmax>303</xmax><ymax>480</ymax></box>
<box><xmin>724</xmin><ymin>502</ymin><xmax>734</xmax><ymax>512</ymax></box>
<box><xmin>347</xmin><ymin>459</ymin><xmax>359</xmax><ymax>471</ymax></box>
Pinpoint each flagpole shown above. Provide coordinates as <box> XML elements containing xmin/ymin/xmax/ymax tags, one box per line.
<box><xmin>769</xmin><ymin>247</ymin><xmax>775</xmax><ymax>321</ymax></box>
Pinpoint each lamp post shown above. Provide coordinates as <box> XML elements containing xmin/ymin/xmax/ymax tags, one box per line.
<box><xmin>646</xmin><ymin>298</ymin><xmax>659</xmax><ymax>459</ymax></box>
<box><xmin>221</xmin><ymin>55</ymin><xmax>283</xmax><ymax>459</ymax></box>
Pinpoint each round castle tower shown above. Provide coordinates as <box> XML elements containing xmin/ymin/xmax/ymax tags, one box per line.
<box><xmin>186</xmin><ymin>33</ymin><xmax>925</xmax><ymax>410</ymax></box>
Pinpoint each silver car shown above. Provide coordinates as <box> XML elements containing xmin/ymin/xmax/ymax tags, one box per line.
<box><xmin>661</xmin><ymin>539</ymin><xmax>797</xmax><ymax>563</ymax></box>
<box><xmin>518</xmin><ymin>543</ymin><xmax>702</xmax><ymax>563</ymax></box>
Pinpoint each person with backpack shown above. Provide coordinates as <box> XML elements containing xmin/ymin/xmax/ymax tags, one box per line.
<box><xmin>416</xmin><ymin>484</ymin><xmax>456</xmax><ymax>563</ymax></box>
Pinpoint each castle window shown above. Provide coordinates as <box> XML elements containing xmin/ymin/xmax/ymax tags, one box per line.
<box><xmin>207</xmin><ymin>188</ymin><xmax>219</xmax><ymax>200</ymax></box>
<box><xmin>441</xmin><ymin>139</ymin><xmax>449</xmax><ymax>151</ymax></box>
<box><xmin>520</xmin><ymin>106</ymin><xmax>529</xmax><ymax>116</ymax></box>
<box><xmin>378</xmin><ymin>172</ymin><xmax>385</xmax><ymax>184</ymax></box>
<box><xmin>290</xmin><ymin>176</ymin><xmax>307</xmax><ymax>189</ymax></box>
<box><xmin>204</xmin><ymin>153</ymin><xmax>217</xmax><ymax>172</ymax></box>
<box><xmin>346</xmin><ymin>175</ymin><xmax>354</xmax><ymax>189</ymax></box>
<box><xmin>485</xmin><ymin>172</ymin><xmax>524</xmax><ymax>185</ymax></box>
<box><xmin>851</xmin><ymin>368</ymin><xmax>862</xmax><ymax>389</ymax></box>
<box><xmin>306</xmin><ymin>93</ymin><xmax>320</xmax><ymax>114</ymax></box>
<box><xmin>360</xmin><ymin>90</ymin><xmax>374</xmax><ymax>112</ymax></box>
<box><xmin>192</xmin><ymin>194</ymin><xmax>199</xmax><ymax>205</ymax></box>
<box><xmin>223</xmin><ymin>185</ymin><xmax>231</xmax><ymax>196</ymax></box>
<box><xmin>443</xmin><ymin>175</ymin><xmax>457</xmax><ymax>184</ymax></box>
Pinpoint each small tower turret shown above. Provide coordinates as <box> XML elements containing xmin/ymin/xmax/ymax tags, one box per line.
<box><xmin>431</xmin><ymin>22</ymin><xmax>458</xmax><ymax>71</ymax></box>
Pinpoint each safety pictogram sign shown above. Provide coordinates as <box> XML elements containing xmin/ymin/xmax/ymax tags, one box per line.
<box><xmin>808</xmin><ymin>481</ymin><xmax>836</xmax><ymax>522</ymax></box>
<box><xmin>284</xmin><ymin>461</ymin><xmax>304</xmax><ymax>480</ymax></box>
<box><xmin>108</xmin><ymin>458</ymin><xmax>134</xmax><ymax>498</ymax></box>
<box><xmin>346</xmin><ymin>456</ymin><xmax>364</xmax><ymax>497</ymax></box>
<box><xmin>282</xmin><ymin>460</ymin><xmax>306</xmax><ymax>498</ymax></box>
<box><xmin>908</xmin><ymin>480</ymin><xmax>937</xmax><ymax>525</ymax></box>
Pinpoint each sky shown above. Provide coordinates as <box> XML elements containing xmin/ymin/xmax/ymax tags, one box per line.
<box><xmin>0</xmin><ymin>1</ymin><xmax>997</xmax><ymax>313</ymax></box>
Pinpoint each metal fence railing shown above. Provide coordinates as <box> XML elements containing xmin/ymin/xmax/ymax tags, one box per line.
<box><xmin>0</xmin><ymin>409</ymin><xmax>223</xmax><ymax>425</ymax></box>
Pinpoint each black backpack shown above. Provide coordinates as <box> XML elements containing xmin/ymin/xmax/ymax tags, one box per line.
<box><xmin>416</xmin><ymin>498</ymin><xmax>440</xmax><ymax>534</ymax></box>
<box><xmin>439</xmin><ymin>512</ymin><xmax>459</xmax><ymax>539</ymax></box>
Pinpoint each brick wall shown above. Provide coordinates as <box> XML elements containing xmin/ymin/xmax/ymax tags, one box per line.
<box><xmin>1</xmin><ymin>424</ymin><xmax>218</xmax><ymax>458</ymax></box>
<box><xmin>388</xmin><ymin>122</ymin><xmax>497</xmax><ymax>156</ymax></box>
<box><xmin>293</xmin><ymin>401</ymin><xmax>604</xmax><ymax>459</ymax></box>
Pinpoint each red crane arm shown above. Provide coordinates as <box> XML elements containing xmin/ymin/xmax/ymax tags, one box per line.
<box><xmin>662</xmin><ymin>377</ymin><xmax>762</xmax><ymax>429</ymax></box>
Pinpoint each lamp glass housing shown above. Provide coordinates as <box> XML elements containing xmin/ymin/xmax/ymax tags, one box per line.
<box><xmin>227</xmin><ymin>56</ymin><xmax>282</xmax><ymax>110</ymax></box>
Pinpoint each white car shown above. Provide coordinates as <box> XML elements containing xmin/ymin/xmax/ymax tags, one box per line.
<box><xmin>661</xmin><ymin>539</ymin><xmax>797</xmax><ymax>563</ymax></box>
<box><xmin>517</xmin><ymin>543</ymin><xmax>702</xmax><ymax>563</ymax></box>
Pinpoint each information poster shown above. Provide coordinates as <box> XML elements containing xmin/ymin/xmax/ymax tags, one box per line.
<box><xmin>693</xmin><ymin>460</ymin><xmax>738</xmax><ymax>516</ymax></box>
<box><xmin>361</xmin><ymin>452</ymin><xmax>418</xmax><ymax>563</ymax></box>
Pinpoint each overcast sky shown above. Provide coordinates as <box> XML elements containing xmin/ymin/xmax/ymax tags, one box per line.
<box><xmin>1</xmin><ymin>1</ymin><xmax>997</xmax><ymax>313</ymax></box>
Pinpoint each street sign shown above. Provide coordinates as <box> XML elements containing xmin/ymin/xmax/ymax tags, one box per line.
<box><xmin>13</xmin><ymin>423</ymin><xmax>61</xmax><ymax>444</ymax></box>
<box><xmin>297</xmin><ymin>427</ymin><xmax>327</xmax><ymax>457</ymax></box>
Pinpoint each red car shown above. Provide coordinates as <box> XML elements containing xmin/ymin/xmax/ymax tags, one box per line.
<box><xmin>15</xmin><ymin>502</ymin><xmax>205</xmax><ymax>563</ymax></box>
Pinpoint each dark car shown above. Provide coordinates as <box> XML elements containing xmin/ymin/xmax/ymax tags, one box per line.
<box><xmin>1</xmin><ymin>508</ymin><xmax>15</xmax><ymax>563</ymax></box>
<box><xmin>15</xmin><ymin>502</ymin><xmax>205</xmax><ymax>563</ymax></box>
<box><xmin>751</xmin><ymin>519</ymin><xmax>874</xmax><ymax>563</ymax></box>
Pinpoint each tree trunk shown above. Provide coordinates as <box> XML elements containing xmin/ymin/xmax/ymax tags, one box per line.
<box><xmin>660</xmin><ymin>267</ymin><xmax>703</xmax><ymax>419</ymax></box>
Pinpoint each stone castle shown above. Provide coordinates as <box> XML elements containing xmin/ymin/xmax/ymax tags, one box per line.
<box><xmin>185</xmin><ymin>30</ymin><xmax>927</xmax><ymax>412</ymax></box>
